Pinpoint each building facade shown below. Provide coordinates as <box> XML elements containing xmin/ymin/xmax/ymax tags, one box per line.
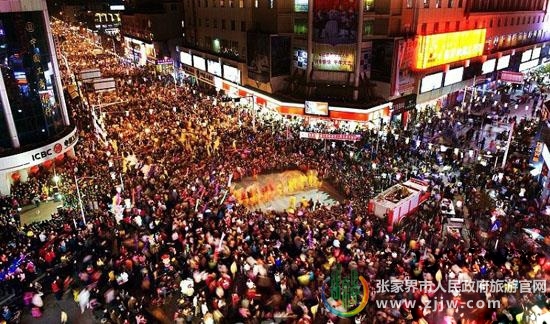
<box><xmin>120</xmin><ymin>0</ymin><xmax>183</xmax><ymax>66</ymax></box>
<box><xmin>0</xmin><ymin>0</ymin><xmax>77</xmax><ymax>195</ymax></box>
<box><xmin>178</xmin><ymin>0</ymin><xmax>550</xmax><ymax>125</ymax></box>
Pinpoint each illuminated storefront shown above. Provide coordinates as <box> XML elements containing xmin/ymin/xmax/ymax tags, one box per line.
<box><xmin>416</xmin><ymin>29</ymin><xmax>486</xmax><ymax>69</ymax></box>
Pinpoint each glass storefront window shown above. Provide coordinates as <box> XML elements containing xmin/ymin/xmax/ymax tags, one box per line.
<box><xmin>0</xmin><ymin>11</ymin><xmax>64</xmax><ymax>147</ymax></box>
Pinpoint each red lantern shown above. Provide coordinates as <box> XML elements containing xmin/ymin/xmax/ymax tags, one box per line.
<box><xmin>11</xmin><ymin>172</ymin><xmax>20</xmax><ymax>182</ymax></box>
<box><xmin>42</xmin><ymin>160</ymin><xmax>53</xmax><ymax>169</ymax></box>
<box><xmin>30</xmin><ymin>166</ymin><xmax>40</xmax><ymax>174</ymax></box>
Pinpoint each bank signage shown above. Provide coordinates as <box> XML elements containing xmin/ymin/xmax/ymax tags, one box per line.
<box><xmin>0</xmin><ymin>127</ymin><xmax>78</xmax><ymax>172</ymax></box>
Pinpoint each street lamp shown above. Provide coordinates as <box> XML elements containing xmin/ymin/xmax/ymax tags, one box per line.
<box><xmin>75</xmin><ymin>176</ymin><xmax>96</xmax><ymax>226</ymax></box>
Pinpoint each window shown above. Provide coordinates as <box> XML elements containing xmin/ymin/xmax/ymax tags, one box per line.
<box><xmin>363</xmin><ymin>19</ymin><xmax>374</xmax><ymax>37</ymax></box>
<box><xmin>364</xmin><ymin>0</ymin><xmax>374</xmax><ymax>11</ymax></box>
<box><xmin>421</xmin><ymin>23</ymin><xmax>427</xmax><ymax>34</ymax></box>
<box><xmin>448</xmin><ymin>0</ymin><xmax>453</xmax><ymax>7</ymax></box>
<box><xmin>458</xmin><ymin>0</ymin><xmax>463</xmax><ymax>7</ymax></box>
<box><xmin>198</xmin><ymin>0</ymin><xmax>201</xmax><ymax>7</ymax></box>
<box><xmin>528</xmin><ymin>17</ymin><xmax>531</xmax><ymax>24</ymax></box>
<box><xmin>294</xmin><ymin>18</ymin><xmax>308</xmax><ymax>34</ymax></box>
<box><xmin>406</xmin><ymin>0</ymin><xmax>413</xmax><ymax>8</ymax></box>
<box><xmin>445</xmin><ymin>21</ymin><xmax>450</xmax><ymax>31</ymax></box>
<box><xmin>221</xmin><ymin>19</ymin><xmax>226</xmax><ymax>29</ymax></box>
<box><xmin>523</xmin><ymin>17</ymin><xmax>526</xmax><ymax>24</ymax></box>
<box><xmin>231</xmin><ymin>20</ymin><xmax>235</xmax><ymax>31</ymax></box>
<box><xmin>517</xmin><ymin>17</ymin><xmax>520</xmax><ymax>25</ymax></box>
<box><xmin>455</xmin><ymin>21</ymin><xmax>460</xmax><ymax>30</ymax></box>
<box><xmin>423</xmin><ymin>0</ymin><xmax>429</xmax><ymax>8</ymax></box>
<box><xmin>435</xmin><ymin>0</ymin><xmax>441</xmax><ymax>8</ymax></box>
<box><xmin>239</xmin><ymin>0</ymin><xmax>244</xmax><ymax>7</ymax></box>
<box><xmin>434</xmin><ymin>22</ymin><xmax>439</xmax><ymax>32</ymax></box>
<box><xmin>241</xmin><ymin>21</ymin><xmax>246</xmax><ymax>32</ymax></box>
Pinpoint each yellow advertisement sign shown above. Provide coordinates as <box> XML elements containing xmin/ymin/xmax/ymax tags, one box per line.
<box><xmin>312</xmin><ymin>44</ymin><xmax>355</xmax><ymax>72</ymax></box>
<box><xmin>416</xmin><ymin>29</ymin><xmax>486</xmax><ymax>69</ymax></box>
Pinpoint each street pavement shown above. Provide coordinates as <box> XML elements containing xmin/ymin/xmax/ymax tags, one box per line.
<box><xmin>20</xmin><ymin>293</ymin><xmax>95</xmax><ymax>324</ymax></box>
<box><xmin>20</xmin><ymin>201</ymin><xmax>63</xmax><ymax>226</ymax></box>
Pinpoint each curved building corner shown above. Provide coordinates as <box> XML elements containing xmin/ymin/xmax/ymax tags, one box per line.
<box><xmin>0</xmin><ymin>0</ymin><xmax>75</xmax><ymax>195</ymax></box>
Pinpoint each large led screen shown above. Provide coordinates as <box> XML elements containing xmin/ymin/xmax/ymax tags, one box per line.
<box><xmin>312</xmin><ymin>44</ymin><xmax>355</xmax><ymax>72</ymax></box>
<box><xmin>304</xmin><ymin>101</ymin><xmax>329</xmax><ymax>116</ymax></box>
<box><xmin>416</xmin><ymin>29</ymin><xmax>486</xmax><ymax>69</ymax></box>
<box><xmin>313</xmin><ymin>0</ymin><xmax>358</xmax><ymax>44</ymax></box>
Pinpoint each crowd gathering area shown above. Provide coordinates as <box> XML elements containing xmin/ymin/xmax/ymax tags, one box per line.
<box><xmin>1</xmin><ymin>21</ymin><xmax>550</xmax><ymax>324</ymax></box>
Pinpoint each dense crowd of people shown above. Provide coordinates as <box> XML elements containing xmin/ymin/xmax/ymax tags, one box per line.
<box><xmin>0</xmin><ymin>20</ymin><xmax>549</xmax><ymax>324</ymax></box>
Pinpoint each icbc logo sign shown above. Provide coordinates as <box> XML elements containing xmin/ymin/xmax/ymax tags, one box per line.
<box><xmin>53</xmin><ymin>143</ymin><xmax>62</xmax><ymax>154</ymax></box>
<box><xmin>31</xmin><ymin>143</ymin><xmax>62</xmax><ymax>161</ymax></box>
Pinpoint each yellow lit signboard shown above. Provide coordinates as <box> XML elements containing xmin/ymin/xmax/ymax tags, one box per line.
<box><xmin>416</xmin><ymin>29</ymin><xmax>486</xmax><ymax>69</ymax></box>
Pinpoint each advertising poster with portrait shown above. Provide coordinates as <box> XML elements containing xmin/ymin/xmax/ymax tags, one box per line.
<box><xmin>247</xmin><ymin>32</ymin><xmax>270</xmax><ymax>83</ymax></box>
<box><xmin>312</xmin><ymin>43</ymin><xmax>355</xmax><ymax>72</ymax></box>
<box><xmin>313</xmin><ymin>0</ymin><xmax>358</xmax><ymax>45</ymax></box>
<box><xmin>394</xmin><ymin>39</ymin><xmax>416</xmax><ymax>95</ymax></box>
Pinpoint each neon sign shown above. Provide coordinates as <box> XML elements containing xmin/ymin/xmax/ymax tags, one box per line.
<box><xmin>416</xmin><ymin>29</ymin><xmax>486</xmax><ymax>69</ymax></box>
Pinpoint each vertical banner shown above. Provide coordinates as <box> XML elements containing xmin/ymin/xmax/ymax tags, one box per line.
<box><xmin>312</xmin><ymin>0</ymin><xmax>359</xmax><ymax>45</ymax></box>
<box><xmin>270</xmin><ymin>36</ymin><xmax>291</xmax><ymax>77</ymax></box>
<box><xmin>394</xmin><ymin>39</ymin><xmax>416</xmax><ymax>96</ymax></box>
<box><xmin>247</xmin><ymin>32</ymin><xmax>270</xmax><ymax>83</ymax></box>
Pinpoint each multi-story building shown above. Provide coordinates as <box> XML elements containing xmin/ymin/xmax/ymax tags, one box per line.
<box><xmin>120</xmin><ymin>0</ymin><xmax>183</xmax><ymax>66</ymax></box>
<box><xmin>0</xmin><ymin>0</ymin><xmax>78</xmax><ymax>194</ymax></box>
<box><xmin>178</xmin><ymin>0</ymin><xmax>550</xmax><ymax>125</ymax></box>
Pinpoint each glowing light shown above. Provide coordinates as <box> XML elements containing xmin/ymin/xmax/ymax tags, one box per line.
<box><xmin>416</xmin><ymin>29</ymin><xmax>486</xmax><ymax>69</ymax></box>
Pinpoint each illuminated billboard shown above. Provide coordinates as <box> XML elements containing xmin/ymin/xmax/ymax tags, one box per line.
<box><xmin>482</xmin><ymin>59</ymin><xmax>496</xmax><ymax>75</ymax></box>
<box><xmin>444</xmin><ymin>67</ymin><xmax>464</xmax><ymax>86</ymax></box>
<box><xmin>420</xmin><ymin>72</ymin><xmax>443</xmax><ymax>93</ymax></box>
<box><xmin>180</xmin><ymin>52</ymin><xmax>192</xmax><ymax>66</ymax></box>
<box><xmin>497</xmin><ymin>55</ymin><xmax>510</xmax><ymax>70</ymax></box>
<box><xmin>193</xmin><ymin>55</ymin><xmax>206</xmax><ymax>71</ymax></box>
<box><xmin>312</xmin><ymin>44</ymin><xmax>355</xmax><ymax>72</ymax></box>
<box><xmin>207</xmin><ymin>60</ymin><xmax>222</xmax><ymax>76</ymax></box>
<box><xmin>416</xmin><ymin>29</ymin><xmax>486</xmax><ymax>69</ymax></box>
<box><xmin>313</xmin><ymin>0</ymin><xmax>358</xmax><ymax>44</ymax></box>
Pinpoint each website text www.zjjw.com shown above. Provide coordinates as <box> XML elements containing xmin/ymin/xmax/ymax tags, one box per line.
<box><xmin>374</xmin><ymin>298</ymin><xmax>501</xmax><ymax>311</ymax></box>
